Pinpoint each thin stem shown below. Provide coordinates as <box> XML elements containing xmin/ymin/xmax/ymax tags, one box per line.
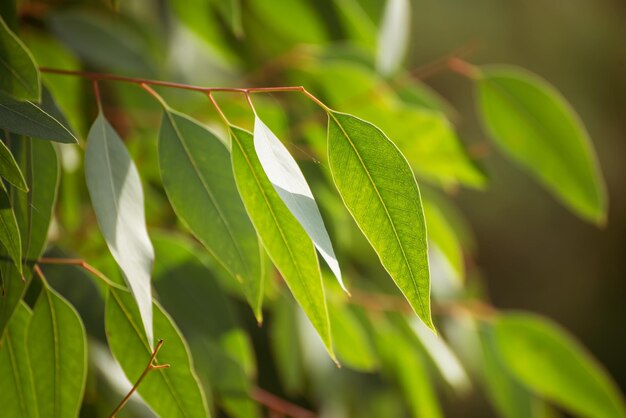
<box><xmin>109</xmin><ymin>339</ymin><xmax>169</xmax><ymax>418</ymax></box>
<box><xmin>245</xmin><ymin>92</ymin><xmax>257</xmax><ymax>115</ymax></box>
<box><xmin>206</xmin><ymin>92</ymin><xmax>231</xmax><ymax>126</ymax></box>
<box><xmin>37</xmin><ymin>258</ymin><xmax>124</xmax><ymax>290</ymax></box>
<box><xmin>252</xmin><ymin>387</ymin><xmax>317</xmax><ymax>418</ymax></box>
<box><xmin>33</xmin><ymin>265</ymin><xmax>49</xmax><ymax>288</ymax></box>
<box><xmin>447</xmin><ymin>57</ymin><xmax>481</xmax><ymax>80</ymax></box>
<box><xmin>139</xmin><ymin>83</ymin><xmax>169</xmax><ymax>108</ymax></box>
<box><xmin>93</xmin><ymin>80</ymin><xmax>103</xmax><ymax>113</ymax></box>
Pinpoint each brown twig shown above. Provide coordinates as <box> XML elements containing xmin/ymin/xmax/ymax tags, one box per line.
<box><xmin>109</xmin><ymin>339</ymin><xmax>169</xmax><ymax>418</ymax></box>
<box><xmin>37</xmin><ymin>257</ymin><xmax>121</xmax><ymax>289</ymax></box>
<box><xmin>252</xmin><ymin>387</ymin><xmax>317</xmax><ymax>418</ymax></box>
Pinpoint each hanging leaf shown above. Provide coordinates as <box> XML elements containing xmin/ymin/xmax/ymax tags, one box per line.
<box><xmin>0</xmin><ymin>137</ymin><xmax>58</xmax><ymax>335</ymax></box>
<box><xmin>85</xmin><ymin>113</ymin><xmax>154</xmax><ymax>345</ymax></box>
<box><xmin>327</xmin><ymin>111</ymin><xmax>433</xmax><ymax>331</ymax></box>
<box><xmin>27</xmin><ymin>286</ymin><xmax>87</xmax><ymax>418</ymax></box>
<box><xmin>330</xmin><ymin>303</ymin><xmax>377</xmax><ymax>372</ymax></box>
<box><xmin>477</xmin><ymin>66</ymin><xmax>607</xmax><ymax>224</ymax></box>
<box><xmin>494</xmin><ymin>313</ymin><xmax>626</xmax><ymax>418</ymax></box>
<box><xmin>105</xmin><ymin>287</ymin><xmax>210</xmax><ymax>418</ymax></box>
<box><xmin>0</xmin><ymin>16</ymin><xmax>40</xmax><ymax>101</ymax></box>
<box><xmin>0</xmin><ymin>302</ymin><xmax>38</xmax><ymax>418</ymax></box>
<box><xmin>254</xmin><ymin>116</ymin><xmax>345</xmax><ymax>291</ymax></box>
<box><xmin>230</xmin><ymin>126</ymin><xmax>334</xmax><ymax>359</ymax></box>
<box><xmin>0</xmin><ymin>182</ymin><xmax>21</xmax><ymax>274</ymax></box>
<box><xmin>0</xmin><ymin>139</ymin><xmax>26</xmax><ymax>190</ymax></box>
<box><xmin>211</xmin><ymin>0</ymin><xmax>244</xmax><ymax>38</ymax></box>
<box><xmin>0</xmin><ymin>91</ymin><xmax>77</xmax><ymax>143</ymax></box>
<box><xmin>158</xmin><ymin>110</ymin><xmax>263</xmax><ymax>320</ymax></box>
<box><xmin>376</xmin><ymin>0</ymin><xmax>410</xmax><ymax>76</ymax></box>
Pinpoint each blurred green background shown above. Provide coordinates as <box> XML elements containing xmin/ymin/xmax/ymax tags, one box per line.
<box><xmin>408</xmin><ymin>0</ymin><xmax>626</xmax><ymax>409</ymax></box>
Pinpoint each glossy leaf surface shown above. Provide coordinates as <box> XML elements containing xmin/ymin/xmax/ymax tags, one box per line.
<box><xmin>230</xmin><ymin>126</ymin><xmax>333</xmax><ymax>358</ymax></box>
<box><xmin>27</xmin><ymin>286</ymin><xmax>87</xmax><ymax>418</ymax></box>
<box><xmin>105</xmin><ymin>287</ymin><xmax>210</xmax><ymax>418</ymax></box>
<box><xmin>254</xmin><ymin>116</ymin><xmax>344</xmax><ymax>291</ymax></box>
<box><xmin>159</xmin><ymin>110</ymin><xmax>263</xmax><ymax>319</ymax></box>
<box><xmin>478</xmin><ymin>66</ymin><xmax>607</xmax><ymax>224</ymax></box>
<box><xmin>327</xmin><ymin>111</ymin><xmax>433</xmax><ymax>330</ymax></box>
<box><xmin>85</xmin><ymin>113</ymin><xmax>154</xmax><ymax>344</ymax></box>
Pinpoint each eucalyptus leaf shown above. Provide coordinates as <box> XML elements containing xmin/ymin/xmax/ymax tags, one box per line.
<box><xmin>494</xmin><ymin>313</ymin><xmax>626</xmax><ymax>418</ymax></box>
<box><xmin>0</xmin><ymin>137</ymin><xmax>58</xmax><ymax>335</ymax></box>
<box><xmin>105</xmin><ymin>287</ymin><xmax>210</xmax><ymax>418</ymax></box>
<box><xmin>0</xmin><ymin>91</ymin><xmax>77</xmax><ymax>143</ymax></box>
<box><xmin>477</xmin><ymin>66</ymin><xmax>607</xmax><ymax>224</ymax></box>
<box><xmin>0</xmin><ymin>182</ymin><xmax>21</xmax><ymax>274</ymax></box>
<box><xmin>27</xmin><ymin>286</ymin><xmax>87</xmax><ymax>418</ymax></box>
<box><xmin>330</xmin><ymin>303</ymin><xmax>377</xmax><ymax>372</ymax></box>
<box><xmin>85</xmin><ymin>113</ymin><xmax>154</xmax><ymax>345</ymax></box>
<box><xmin>230</xmin><ymin>126</ymin><xmax>334</xmax><ymax>359</ymax></box>
<box><xmin>376</xmin><ymin>0</ymin><xmax>410</xmax><ymax>76</ymax></box>
<box><xmin>158</xmin><ymin>110</ymin><xmax>263</xmax><ymax>320</ymax></box>
<box><xmin>0</xmin><ymin>138</ymin><xmax>27</xmax><ymax>190</ymax></box>
<box><xmin>0</xmin><ymin>16</ymin><xmax>40</xmax><ymax>100</ymax></box>
<box><xmin>327</xmin><ymin>111</ymin><xmax>433</xmax><ymax>330</ymax></box>
<box><xmin>0</xmin><ymin>302</ymin><xmax>38</xmax><ymax>418</ymax></box>
<box><xmin>254</xmin><ymin>116</ymin><xmax>345</xmax><ymax>291</ymax></box>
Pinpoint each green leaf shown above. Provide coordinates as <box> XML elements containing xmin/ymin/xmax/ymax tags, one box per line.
<box><xmin>376</xmin><ymin>0</ymin><xmax>410</xmax><ymax>76</ymax></box>
<box><xmin>423</xmin><ymin>195</ymin><xmax>464</xmax><ymax>283</ymax></box>
<box><xmin>211</xmin><ymin>0</ymin><xmax>243</xmax><ymax>38</ymax></box>
<box><xmin>158</xmin><ymin>109</ymin><xmax>264</xmax><ymax>320</ymax></box>
<box><xmin>330</xmin><ymin>303</ymin><xmax>377</xmax><ymax>372</ymax></box>
<box><xmin>477</xmin><ymin>66</ymin><xmax>607</xmax><ymax>224</ymax></box>
<box><xmin>0</xmin><ymin>16</ymin><xmax>40</xmax><ymax>101</ymax></box>
<box><xmin>0</xmin><ymin>138</ymin><xmax>26</xmax><ymax>190</ymax></box>
<box><xmin>0</xmin><ymin>302</ymin><xmax>38</xmax><ymax>418</ymax></box>
<box><xmin>0</xmin><ymin>91</ymin><xmax>77</xmax><ymax>143</ymax></box>
<box><xmin>0</xmin><ymin>182</ymin><xmax>21</xmax><ymax>274</ymax></box>
<box><xmin>0</xmin><ymin>137</ymin><xmax>58</xmax><ymax>335</ymax></box>
<box><xmin>254</xmin><ymin>116</ymin><xmax>344</xmax><ymax>291</ymax></box>
<box><xmin>85</xmin><ymin>113</ymin><xmax>155</xmax><ymax>345</ymax></box>
<box><xmin>247</xmin><ymin>0</ymin><xmax>327</xmax><ymax>45</ymax></box>
<box><xmin>27</xmin><ymin>286</ymin><xmax>87</xmax><ymax>418</ymax></box>
<box><xmin>327</xmin><ymin>111</ymin><xmax>434</xmax><ymax>330</ymax></box>
<box><xmin>494</xmin><ymin>313</ymin><xmax>626</xmax><ymax>418</ymax></box>
<box><xmin>105</xmin><ymin>287</ymin><xmax>210</xmax><ymax>418</ymax></box>
<box><xmin>333</xmin><ymin>0</ymin><xmax>377</xmax><ymax>51</ymax></box>
<box><xmin>230</xmin><ymin>126</ymin><xmax>334</xmax><ymax>359</ymax></box>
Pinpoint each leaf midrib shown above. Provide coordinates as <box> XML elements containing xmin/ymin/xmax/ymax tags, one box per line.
<box><xmin>0</xmin><ymin>102</ymin><xmax>71</xmax><ymax>140</ymax></box>
<box><xmin>329</xmin><ymin>113</ymin><xmax>427</xmax><ymax>319</ymax></box>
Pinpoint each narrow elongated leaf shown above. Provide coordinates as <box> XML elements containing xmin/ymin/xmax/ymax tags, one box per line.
<box><xmin>376</xmin><ymin>0</ymin><xmax>410</xmax><ymax>76</ymax></box>
<box><xmin>0</xmin><ymin>137</ymin><xmax>58</xmax><ymax>335</ymax></box>
<box><xmin>0</xmin><ymin>16</ymin><xmax>40</xmax><ymax>100</ymax></box>
<box><xmin>270</xmin><ymin>292</ymin><xmax>305</xmax><ymax>395</ymax></box>
<box><xmin>0</xmin><ymin>91</ymin><xmax>77</xmax><ymax>143</ymax></box>
<box><xmin>477</xmin><ymin>66</ymin><xmax>607</xmax><ymax>224</ymax></box>
<box><xmin>85</xmin><ymin>113</ymin><xmax>154</xmax><ymax>345</ymax></box>
<box><xmin>230</xmin><ymin>126</ymin><xmax>334</xmax><ymax>358</ymax></box>
<box><xmin>0</xmin><ymin>302</ymin><xmax>38</xmax><ymax>418</ymax></box>
<box><xmin>27</xmin><ymin>286</ymin><xmax>87</xmax><ymax>418</ymax></box>
<box><xmin>158</xmin><ymin>110</ymin><xmax>263</xmax><ymax>319</ymax></box>
<box><xmin>327</xmin><ymin>111</ymin><xmax>433</xmax><ymax>330</ymax></box>
<box><xmin>105</xmin><ymin>287</ymin><xmax>209</xmax><ymax>418</ymax></box>
<box><xmin>330</xmin><ymin>303</ymin><xmax>377</xmax><ymax>372</ymax></box>
<box><xmin>254</xmin><ymin>116</ymin><xmax>344</xmax><ymax>291</ymax></box>
<box><xmin>0</xmin><ymin>182</ymin><xmax>21</xmax><ymax>273</ymax></box>
<box><xmin>494</xmin><ymin>313</ymin><xmax>626</xmax><ymax>418</ymax></box>
<box><xmin>0</xmin><ymin>138</ymin><xmax>26</xmax><ymax>190</ymax></box>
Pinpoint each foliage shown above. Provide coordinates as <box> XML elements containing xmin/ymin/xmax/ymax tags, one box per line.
<box><xmin>0</xmin><ymin>0</ymin><xmax>623</xmax><ymax>417</ymax></box>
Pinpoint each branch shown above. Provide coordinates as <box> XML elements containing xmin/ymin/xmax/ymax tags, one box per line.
<box><xmin>37</xmin><ymin>257</ymin><xmax>121</xmax><ymax>289</ymax></box>
<box><xmin>109</xmin><ymin>339</ymin><xmax>169</xmax><ymax>418</ymax></box>
<box><xmin>252</xmin><ymin>387</ymin><xmax>317</xmax><ymax>418</ymax></box>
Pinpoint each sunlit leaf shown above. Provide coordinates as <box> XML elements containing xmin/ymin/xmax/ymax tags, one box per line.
<box><xmin>0</xmin><ymin>16</ymin><xmax>40</xmax><ymax>100</ymax></box>
<box><xmin>327</xmin><ymin>111</ymin><xmax>434</xmax><ymax>330</ymax></box>
<box><xmin>477</xmin><ymin>66</ymin><xmax>607</xmax><ymax>224</ymax></box>
<box><xmin>0</xmin><ymin>183</ymin><xmax>21</xmax><ymax>273</ymax></box>
<box><xmin>423</xmin><ymin>195</ymin><xmax>464</xmax><ymax>282</ymax></box>
<box><xmin>333</xmin><ymin>0</ymin><xmax>377</xmax><ymax>51</ymax></box>
<box><xmin>27</xmin><ymin>286</ymin><xmax>87</xmax><ymax>418</ymax></box>
<box><xmin>494</xmin><ymin>313</ymin><xmax>626</xmax><ymax>418</ymax></box>
<box><xmin>230</xmin><ymin>126</ymin><xmax>334</xmax><ymax>359</ymax></box>
<box><xmin>376</xmin><ymin>0</ymin><xmax>410</xmax><ymax>76</ymax></box>
<box><xmin>0</xmin><ymin>302</ymin><xmax>37</xmax><ymax>418</ymax></box>
<box><xmin>85</xmin><ymin>113</ymin><xmax>154</xmax><ymax>345</ymax></box>
<box><xmin>159</xmin><ymin>110</ymin><xmax>264</xmax><ymax>320</ymax></box>
<box><xmin>254</xmin><ymin>116</ymin><xmax>344</xmax><ymax>291</ymax></box>
<box><xmin>105</xmin><ymin>287</ymin><xmax>210</xmax><ymax>418</ymax></box>
<box><xmin>247</xmin><ymin>0</ymin><xmax>327</xmax><ymax>44</ymax></box>
<box><xmin>330</xmin><ymin>303</ymin><xmax>377</xmax><ymax>372</ymax></box>
<box><xmin>0</xmin><ymin>91</ymin><xmax>77</xmax><ymax>143</ymax></box>
<box><xmin>0</xmin><ymin>138</ymin><xmax>26</xmax><ymax>190</ymax></box>
<box><xmin>0</xmin><ymin>137</ymin><xmax>58</xmax><ymax>335</ymax></box>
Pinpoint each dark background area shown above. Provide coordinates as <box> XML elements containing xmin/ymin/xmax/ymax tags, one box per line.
<box><xmin>407</xmin><ymin>0</ymin><xmax>626</xmax><ymax>394</ymax></box>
